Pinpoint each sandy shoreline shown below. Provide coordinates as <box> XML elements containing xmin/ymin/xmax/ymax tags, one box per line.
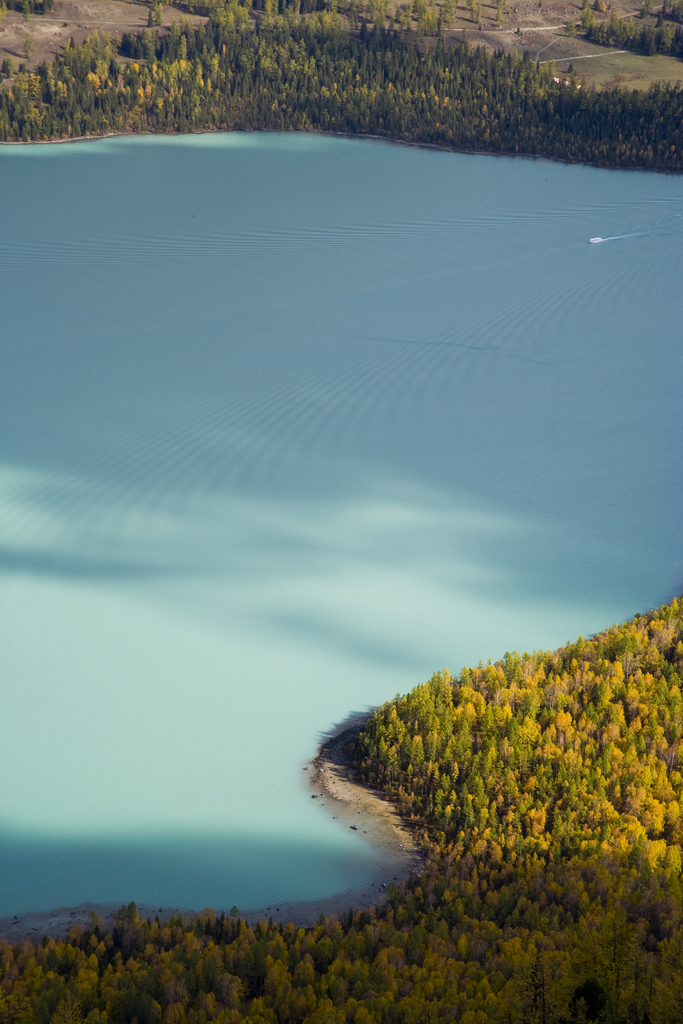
<box><xmin>309</xmin><ymin>715</ymin><xmax>422</xmax><ymax>872</ymax></box>
<box><xmin>0</xmin><ymin>717</ymin><xmax>423</xmax><ymax>943</ymax></box>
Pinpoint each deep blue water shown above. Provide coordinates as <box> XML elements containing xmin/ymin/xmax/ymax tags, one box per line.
<box><xmin>1</xmin><ymin>132</ymin><xmax>682</xmax><ymax>917</ymax></box>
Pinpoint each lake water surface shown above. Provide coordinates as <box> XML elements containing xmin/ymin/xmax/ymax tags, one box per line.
<box><xmin>1</xmin><ymin>133</ymin><xmax>682</xmax><ymax>918</ymax></box>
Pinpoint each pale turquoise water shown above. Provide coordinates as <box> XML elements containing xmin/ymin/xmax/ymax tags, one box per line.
<box><xmin>1</xmin><ymin>133</ymin><xmax>682</xmax><ymax>917</ymax></box>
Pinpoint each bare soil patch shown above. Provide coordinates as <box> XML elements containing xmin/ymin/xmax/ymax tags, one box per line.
<box><xmin>0</xmin><ymin>0</ymin><xmax>205</xmax><ymax>71</ymax></box>
<box><xmin>395</xmin><ymin>0</ymin><xmax>683</xmax><ymax>91</ymax></box>
<box><xmin>1</xmin><ymin>0</ymin><xmax>681</xmax><ymax>92</ymax></box>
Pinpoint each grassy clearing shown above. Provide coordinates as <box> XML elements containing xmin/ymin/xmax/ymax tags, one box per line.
<box><xmin>0</xmin><ymin>0</ymin><xmax>206</xmax><ymax>74</ymax></box>
<box><xmin>554</xmin><ymin>48</ymin><xmax>683</xmax><ymax>89</ymax></box>
<box><xmin>0</xmin><ymin>0</ymin><xmax>680</xmax><ymax>93</ymax></box>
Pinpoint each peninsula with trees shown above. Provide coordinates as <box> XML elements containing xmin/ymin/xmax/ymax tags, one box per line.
<box><xmin>3</xmin><ymin>596</ymin><xmax>683</xmax><ymax>1022</ymax></box>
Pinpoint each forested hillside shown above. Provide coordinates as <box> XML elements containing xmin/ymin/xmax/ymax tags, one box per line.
<box><xmin>1</xmin><ymin>9</ymin><xmax>683</xmax><ymax>170</ymax></box>
<box><xmin>3</xmin><ymin>598</ymin><xmax>683</xmax><ymax>1023</ymax></box>
<box><xmin>586</xmin><ymin>12</ymin><xmax>683</xmax><ymax>58</ymax></box>
<box><xmin>354</xmin><ymin>599</ymin><xmax>683</xmax><ymax>865</ymax></box>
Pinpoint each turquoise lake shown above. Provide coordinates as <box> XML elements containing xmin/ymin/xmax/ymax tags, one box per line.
<box><xmin>1</xmin><ymin>132</ymin><xmax>682</xmax><ymax>919</ymax></box>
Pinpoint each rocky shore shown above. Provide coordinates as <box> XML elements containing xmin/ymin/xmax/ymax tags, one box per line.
<box><xmin>0</xmin><ymin>716</ymin><xmax>424</xmax><ymax>942</ymax></box>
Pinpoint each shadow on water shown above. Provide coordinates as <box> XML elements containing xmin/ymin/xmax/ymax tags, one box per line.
<box><xmin>1</xmin><ymin>134</ymin><xmax>683</xmax><ymax>917</ymax></box>
<box><xmin>0</xmin><ymin>547</ymin><xmax>182</xmax><ymax>580</ymax></box>
<box><xmin>0</xmin><ymin>832</ymin><xmax>389</xmax><ymax>921</ymax></box>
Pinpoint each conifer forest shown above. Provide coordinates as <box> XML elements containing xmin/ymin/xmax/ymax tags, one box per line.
<box><xmin>1</xmin><ymin>7</ymin><xmax>683</xmax><ymax>169</ymax></box>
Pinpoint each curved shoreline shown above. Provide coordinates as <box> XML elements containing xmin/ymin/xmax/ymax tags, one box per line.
<box><xmin>0</xmin><ymin>718</ymin><xmax>424</xmax><ymax>943</ymax></box>
<box><xmin>1</xmin><ymin>126</ymin><xmax>681</xmax><ymax>175</ymax></box>
<box><xmin>309</xmin><ymin>716</ymin><xmax>423</xmax><ymax>871</ymax></box>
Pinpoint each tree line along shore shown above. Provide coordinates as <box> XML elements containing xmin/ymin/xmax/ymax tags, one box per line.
<box><xmin>3</xmin><ymin>595</ymin><xmax>683</xmax><ymax>1022</ymax></box>
<box><xmin>0</xmin><ymin>4</ymin><xmax>681</xmax><ymax>168</ymax></box>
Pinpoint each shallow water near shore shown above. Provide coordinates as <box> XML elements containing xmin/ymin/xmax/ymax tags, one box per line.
<box><xmin>1</xmin><ymin>132</ymin><xmax>682</xmax><ymax>919</ymax></box>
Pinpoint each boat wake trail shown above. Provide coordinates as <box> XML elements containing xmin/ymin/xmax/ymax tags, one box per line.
<box><xmin>589</xmin><ymin>212</ymin><xmax>683</xmax><ymax>244</ymax></box>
